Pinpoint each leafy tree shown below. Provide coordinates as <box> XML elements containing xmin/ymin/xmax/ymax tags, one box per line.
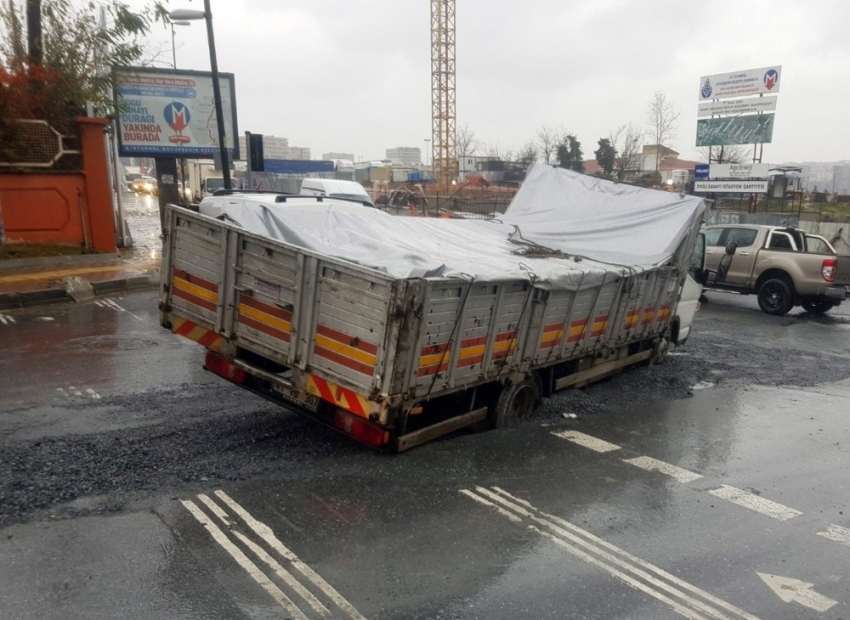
<box><xmin>594</xmin><ymin>138</ymin><xmax>616</xmax><ymax>175</ymax></box>
<box><xmin>556</xmin><ymin>135</ymin><xmax>583</xmax><ymax>172</ymax></box>
<box><xmin>0</xmin><ymin>0</ymin><xmax>167</xmax><ymax>130</ymax></box>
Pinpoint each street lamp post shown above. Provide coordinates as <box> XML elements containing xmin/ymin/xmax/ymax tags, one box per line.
<box><xmin>170</xmin><ymin>20</ymin><xmax>190</xmax><ymax>69</ymax></box>
<box><xmin>169</xmin><ymin>2</ymin><xmax>231</xmax><ymax>191</ymax></box>
<box><xmin>424</xmin><ymin>138</ymin><xmax>430</xmax><ymax>179</ymax></box>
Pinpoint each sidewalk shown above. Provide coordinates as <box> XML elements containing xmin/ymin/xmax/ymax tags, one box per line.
<box><xmin>0</xmin><ymin>192</ymin><xmax>162</xmax><ymax>309</ymax></box>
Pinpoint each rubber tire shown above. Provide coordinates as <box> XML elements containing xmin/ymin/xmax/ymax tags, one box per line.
<box><xmin>757</xmin><ymin>278</ymin><xmax>794</xmax><ymax>316</ymax></box>
<box><xmin>801</xmin><ymin>298</ymin><xmax>835</xmax><ymax>315</ymax></box>
<box><xmin>493</xmin><ymin>378</ymin><xmax>539</xmax><ymax>429</ymax></box>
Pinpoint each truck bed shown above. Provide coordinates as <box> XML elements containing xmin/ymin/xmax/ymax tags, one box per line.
<box><xmin>160</xmin><ymin>205</ymin><xmax>684</xmax><ymax>448</ymax></box>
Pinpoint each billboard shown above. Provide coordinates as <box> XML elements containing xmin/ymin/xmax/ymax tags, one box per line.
<box><xmin>114</xmin><ymin>67</ymin><xmax>239</xmax><ymax>159</ymax></box>
<box><xmin>698</xmin><ymin>66</ymin><xmax>781</xmax><ymax>101</ymax></box>
<box><xmin>697</xmin><ymin>96</ymin><xmax>777</xmax><ymax>118</ymax></box>
<box><xmin>710</xmin><ymin>163</ymin><xmax>769</xmax><ymax>180</ymax></box>
<box><xmin>694</xmin><ymin>180</ymin><xmax>768</xmax><ymax>193</ymax></box>
<box><xmin>696</xmin><ymin>114</ymin><xmax>774</xmax><ymax>147</ymax></box>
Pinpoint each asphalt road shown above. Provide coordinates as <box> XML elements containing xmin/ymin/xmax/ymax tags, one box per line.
<box><xmin>1</xmin><ymin>289</ymin><xmax>849</xmax><ymax>619</ymax></box>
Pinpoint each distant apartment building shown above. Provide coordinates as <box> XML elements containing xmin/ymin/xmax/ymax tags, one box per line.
<box><xmin>237</xmin><ymin>135</ymin><xmax>311</xmax><ymax>160</ymax></box>
<box><xmin>323</xmin><ymin>152</ymin><xmax>355</xmax><ymax>162</ymax></box>
<box><xmin>832</xmin><ymin>165</ymin><xmax>850</xmax><ymax>194</ymax></box>
<box><xmin>386</xmin><ymin>147</ymin><xmax>422</xmax><ymax>166</ymax></box>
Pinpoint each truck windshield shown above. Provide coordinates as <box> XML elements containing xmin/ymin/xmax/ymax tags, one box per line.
<box><xmin>206</xmin><ymin>178</ymin><xmax>224</xmax><ymax>192</ymax></box>
<box><xmin>330</xmin><ymin>192</ymin><xmax>373</xmax><ymax>205</ymax></box>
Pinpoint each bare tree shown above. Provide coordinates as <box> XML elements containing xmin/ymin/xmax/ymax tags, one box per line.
<box><xmin>517</xmin><ymin>141</ymin><xmax>537</xmax><ymax>166</ymax></box>
<box><xmin>609</xmin><ymin>123</ymin><xmax>643</xmax><ymax>180</ymax></box>
<box><xmin>536</xmin><ymin>124</ymin><xmax>557</xmax><ymax>165</ymax></box>
<box><xmin>645</xmin><ymin>91</ymin><xmax>680</xmax><ymax>171</ymax></box>
<box><xmin>696</xmin><ymin>144</ymin><xmax>749</xmax><ymax>164</ymax></box>
<box><xmin>485</xmin><ymin>142</ymin><xmax>514</xmax><ymax>162</ymax></box>
<box><xmin>457</xmin><ymin>123</ymin><xmax>479</xmax><ymax>159</ymax></box>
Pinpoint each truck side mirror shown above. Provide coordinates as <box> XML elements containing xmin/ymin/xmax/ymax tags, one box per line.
<box><xmin>725</xmin><ymin>241</ymin><xmax>738</xmax><ymax>256</ymax></box>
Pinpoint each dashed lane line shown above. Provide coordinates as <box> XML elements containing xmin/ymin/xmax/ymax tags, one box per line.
<box><xmin>623</xmin><ymin>456</ymin><xmax>703</xmax><ymax>483</ymax></box>
<box><xmin>707</xmin><ymin>485</ymin><xmax>802</xmax><ymax>522</ymax></box>
<box><xmin>817</xmin><ymin>523</ymin><xmax>850</xmax><ymax>548</ymax></box>
<box><xmin>551</xmin><ymin>430</ymin><xmax>622</xmax><ymax>453</ymax></box>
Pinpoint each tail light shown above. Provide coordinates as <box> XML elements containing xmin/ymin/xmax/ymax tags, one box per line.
<box><xmin>204</xmin><ymin>351</ymin><xmax>246</xmax><ymax>383</ymax></box>
<box><xmin>334</xmin><ymin>409</ymin><xmax>389</xmax><ymax>447</ymax></box>
<box><xmin>822</xmin><ymin>258</ymin><xmax>837</xmax><ymax>283</ymax></box>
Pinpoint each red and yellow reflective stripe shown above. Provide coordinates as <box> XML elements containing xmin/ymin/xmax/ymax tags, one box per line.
<box><xmin>623</xmin><ymin>309</ymin><xmax>640</xmax><ymax>330</ymax></box>
<box><xmin>313</xmin><ymin>324</ymin><xmax>378</xmax><ymax>377</ymax></box>
<box><xmin>237</xmin><ymin>294</ymin><xmax>292</xmax><ymax>343</ymax></box>
<box><xmin>642</xmin><ymin>306</ymin><xmax>656</xmax><ymax>325</ymax></box>
<box><xmin>171</xmin><ymin>316</ymin><xmax>222</xmax><ymax>351</ymax></box>
<box><xmin>656</xmin><ymin>303</ymin><xmax>671</xmax><ymax>322</ymax></box>
<box><xmin>540</xmin><ymin>322</ymin><xmax>565</xmax><ymax>349</ymax></box>
<box><xmin>172</xmin><ymin>268</ymin><xmax>218</xmax><ymax>313</ymax></box>
<box><xmin>306</xmin><ymin>374</ymin><xmax>371</xmax><ymax>418</ymax></box>
<box><xmin>590</xmin><ymin>315</ymin><xmax>609</xmax><ymax>337</ymax></box>
<box><xmin>567</xmin><ymin>318</ymin><xmax>588</xmax><ymax>343</ymax></box>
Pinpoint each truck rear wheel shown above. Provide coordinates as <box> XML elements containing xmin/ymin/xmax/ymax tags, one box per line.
<box><xmin>493</xmin><ymin>378</ymin><xmax>539</xmax><ymax>429</ymax></box>
<box><xmin>802</xmin><ymin>298</ymin><xmax>834</xmax><ymax>315</ymax></box>
<box><xmin>757</xmin><ymin>278</ymin><xmax>793</xmax><ymax>316</ymax></box>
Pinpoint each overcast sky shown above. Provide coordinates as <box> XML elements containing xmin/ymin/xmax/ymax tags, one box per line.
<box><xmin>139</xmin><ymin>0</ymin><xmax>848</xmax><ymax>163</ymax></box>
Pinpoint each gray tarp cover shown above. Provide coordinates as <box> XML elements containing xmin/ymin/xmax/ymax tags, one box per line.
<box><xmin>217</xmin><ymin>164</ymin><xmax>705</xmax><ymax>288</ymax></box>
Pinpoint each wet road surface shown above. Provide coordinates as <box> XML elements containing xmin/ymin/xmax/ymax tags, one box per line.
<box><xmin>1</xmin><ymin>289</ymin><xmax>849</xmax><ymax>619</ymax></box>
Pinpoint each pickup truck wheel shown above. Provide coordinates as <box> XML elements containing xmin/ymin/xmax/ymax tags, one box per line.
<box><xmin>757</xmin><ymin>278</ymin><xmax>793</xmax><ymax>316</ymax></box>
<box><xmin>493</xmin><ymin>378</ymin><xmax>539</xmax><ymax>429</ymax></box>
<box><xmin>802</xmin><ymin>299</ymin><xmax>834</xmax><ymax>315</ymax></box>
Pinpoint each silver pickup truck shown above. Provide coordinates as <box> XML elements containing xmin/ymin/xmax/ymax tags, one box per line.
<box><xmin>702</xmin><ymin>224</ymin><xmax>850</xmax><ymax>315</ymax></box>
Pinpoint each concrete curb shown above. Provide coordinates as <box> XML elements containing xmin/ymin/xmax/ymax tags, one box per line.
<box><xmin>0</xmin><ymin>252</ymin><xmax>121</xmax><ymax>271</ymax></box>
<box><xmin>0</xmin><ymin>274</ymin><xmax>157</xmax><ymax>310</ymax></box>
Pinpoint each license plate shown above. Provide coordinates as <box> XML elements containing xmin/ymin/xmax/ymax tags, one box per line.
<box><xmin>273</xmin><ymin>385</ymin><xmax>320</xmax><ymax>412</ymax></box>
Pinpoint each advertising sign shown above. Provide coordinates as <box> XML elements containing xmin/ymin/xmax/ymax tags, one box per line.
<box><xmin>694</xmin><ymin>164</ymin><xmax>710</xmax><ymax>180</ymax></box>
<box><xmin>114</xmin><ymin>67</ymin><xmax>239</xmax><ymax>159</ymax></box>
<box><xmin>697</xmin><ymin>96</ymin><xmax>777</xmax><ymax>117</ymax></box>
<box><xmin>709</xmin><ymin>163</ymin><xmax>769</xmax><ymax>180</ymax></box>
<box><xmin>696</xmin><ymin>114</ymin><xmax>774</xmax><ymax>147</ymax></box>
<box><xmin>694</xmin><ymin>180</ymin><xmax>768</xmax><ymax>193</ymax></box>
<box><xmin>698</xmin><ymin>66</ymin><xmax>781</xmax><ymax>101</ymax></box>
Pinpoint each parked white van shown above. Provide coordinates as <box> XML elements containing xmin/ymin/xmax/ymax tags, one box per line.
<box><xmin>300</xmin><ymin>179</ymin><xmax>374</xmax><ymax>206</ymax></box>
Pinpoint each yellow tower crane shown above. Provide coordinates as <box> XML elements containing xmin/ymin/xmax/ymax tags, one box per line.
<box><xmin>430</xmin><ymin>0</ymin><xmax>457</xmax><ymax>188</ymax></box>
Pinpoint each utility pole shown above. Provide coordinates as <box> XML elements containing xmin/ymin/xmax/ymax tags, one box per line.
<box><xmin>26</xmin><ymin>0</ymin><xmax>42</xmax><ymax>63</ymax></box>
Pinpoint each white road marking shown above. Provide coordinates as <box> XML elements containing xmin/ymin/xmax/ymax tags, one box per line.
<box><xmin>0</xmin><ymin>314</ymin><xmax>17</xmax><ymax>324</ymax></box>
<box><xmin>817</xmin><ymin>523</ymin><xmax>850</xmax><ymax>548</ymax></box>
<box><xmin>623</xmin><ymin>456</ymin><xmax>703</xmax><ymax>483</ymax></box>
<box><xmin>551</xmin><ymin>430</ymin><xmax>622</xmax><ymax>453</ymax></box>
<box><xmin>463</xmin><ymin>486</ymin><xmax>761</xmax><ymax>620</ymax></box>
<box><xmin>181</xmin><ymin>499</ymin><xmax>309</xmax><ymax>620</ymax></box>
<box><xmin>757</xmin><ymin>572</ymin><xmax>837</xmax><ymax>612</ymax></box>
<box><xmin>84</xmin><ymin>387</ymin><xmax>101</xmax><ymax>400</ymax></box>
<box><xmin>708</xmin><ymin>485</ymin><xmax>802</xmax><ymax>521</ymax></box>
<box><xmin>214</xmin><ymin>490</ymin><xmax>367</xmax><ymax>620</ymax></box>
<box><xmin>95</xmin><ymin>297</ymin><xmax>142</xmax><ymax>320</ymax></box>
<box><xmin>197</xmin><ymin>494</ymin><xmax>330</xmax><ymax>617</ymax></box>
<box><xmin>459</xmin><ymin>489</ymin><xmax>521</xmax><ymax>522</ymax></box>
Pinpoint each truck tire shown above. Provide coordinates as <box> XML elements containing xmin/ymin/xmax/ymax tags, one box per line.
<box><xmin>493</xmin><ymin>378</ymin><xmax>539</xmax><ymax>429</ymax></box>
<box><xmin>757</xmin><ymin>278</ymin><xmax>793</xmax><ymax>316</ymax></box>
<box><xmin>802</xmin><ymin>298</ymin><xmax>834</xmax><ymax>315</ymax></box>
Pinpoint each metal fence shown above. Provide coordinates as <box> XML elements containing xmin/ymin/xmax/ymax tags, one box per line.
<box><xmin>0</xmin><ymin>120</ymin><xmax>81</xmax><ymax>169</ymax></box>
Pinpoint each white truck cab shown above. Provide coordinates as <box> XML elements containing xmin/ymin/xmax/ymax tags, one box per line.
<box><xmin>299</xmin><ymin>179</ymin><xmax>374</xmax><ymax>206</ymax></box>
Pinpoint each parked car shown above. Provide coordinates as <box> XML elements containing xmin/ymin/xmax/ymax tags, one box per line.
<box><xmin>701</xmin><ymin>224</ymin><xmax>850</xmax><ymax>315</ymax></box>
